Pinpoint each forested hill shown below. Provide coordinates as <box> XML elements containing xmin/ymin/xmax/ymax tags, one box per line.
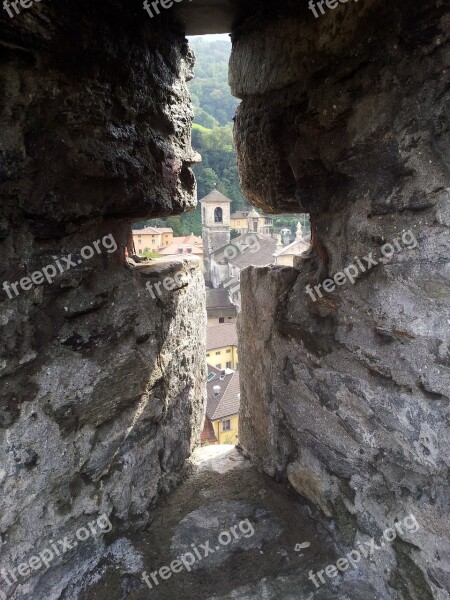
<box><xmin>189</xmin><ymin>37</ymin><xmax>247</xmax><ymax>214</ymax></box>
<box><xmin>189</xmin><ymin>37</ymin><xmax>239</xmax><ymax>127</ymax></box>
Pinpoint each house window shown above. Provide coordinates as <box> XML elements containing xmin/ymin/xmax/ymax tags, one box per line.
<box><xmin>226</xmin><ymin>349</ymin><xmax>231</xmax><ymax>354</ymax></box>
<box><xmin>216</xmin><ymin>351</ymin><xmax>220</xmax><ymax>355</ymax></box>
<box><xmin>222</xmin><ymin>420</ymin><xmax>231</xmax><ymax>432</ymax></box>
<box><xmin>152</xmin><ymin>239</ymin><xmax>155</xmax><ymax>245</ymax></box>
<box><xmin>206</xmin><ymin>353</ymin><xmax>210</xmax><ymax>357</ymax></box>
<box><xmin>226</xmin><ymin>361</ymin><xmax>232</xmax><ymax>369</ymax></box>
<box><xmin>219</xmin><ymin>318</ymin><xmax>225</xmax><ymax>324</ymax></box>
<box><xmin>216</xmin><ymin>364</ymin><xmax>221</xmax><ymax>369</ymax></box>
<box><xmin>214</xmin><ymin>207</ymin><xmax>223</xmax><ymax>223</ymax></box>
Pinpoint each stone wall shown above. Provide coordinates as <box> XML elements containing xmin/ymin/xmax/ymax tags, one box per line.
<box><xmin>232</xmin><ymin>1</ymin><xmax>450</xmax><ymax>598</ymax></box>
<box><xmin>0</xmin><ymin>3</ymin><xmax>205</xmax><ymax>598</ymax></box>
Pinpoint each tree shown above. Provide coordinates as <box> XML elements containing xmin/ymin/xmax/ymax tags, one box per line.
<box><xmin>142</xmin><ymin>249</ymin><xmax>161</xmax><ymax>259</ymax></box>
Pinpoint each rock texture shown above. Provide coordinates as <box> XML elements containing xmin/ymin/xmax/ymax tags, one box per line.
<box><xmin>76</xmin><ymin>446</ymin><xmax>373</xmax><ymax>600</ymax></box>
<box><xmin>0</xmin><ymin>3</ymin><xmax>205</xmax><ymax>599</ymax></box>
<box><xmin>232</xmin><ymin>1</ymin><xmax>450</xmax><ymax>599</ymax></box>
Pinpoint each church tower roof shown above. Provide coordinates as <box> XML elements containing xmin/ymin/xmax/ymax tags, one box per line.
<box><xmin>199</xmin><ymin>190</ymin><xmax>232</xmax><ymax>204</ymax></box>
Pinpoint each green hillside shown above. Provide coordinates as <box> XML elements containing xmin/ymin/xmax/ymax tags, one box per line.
<box><xmin>189</xmin><ymin>37</ymin><xmax>239</xmax><ymax>127</ymax></box>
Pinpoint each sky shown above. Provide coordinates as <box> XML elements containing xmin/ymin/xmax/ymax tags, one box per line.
<box><xmin>188</xmin><ymin>34</ymin><xmax>231</xmax><ymax>41</ymax></box>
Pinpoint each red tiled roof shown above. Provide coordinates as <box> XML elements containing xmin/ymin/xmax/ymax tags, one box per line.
<box><xmin>158</xmin><ymin>245</ymin><xmax>203</xmax><ymax>256</ymax></box>
<box><xmin>205</xmin><ymin>365</ymin><xmax>240</xmax><ymax>420</ymax></box>
<box><xmin>158</xmin><ymin>234</ymin><xmax>203</xmax><ymax>256</ymax></box>
<box><xmin>172</xmin><ymin>235</ymin><xmax>202</xmax><ymax>245</ymax></box>
<box><xmin>206</xmin><ymin>323</ymin><xmax>238</xmax><ymax>351</ymax></box>
<box><xmin>200</xmin><ymin>416</ymin><xmax>218</xmax><ymax>445</ymax></box>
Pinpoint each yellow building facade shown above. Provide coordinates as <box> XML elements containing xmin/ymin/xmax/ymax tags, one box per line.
<box><xmin>203</xmin><ymin>324</ymin><xmax>240</xmax><ymax>446</ymax></box>
<box><xmin>206</xmin><ymin>345</ymin><xmax>238</xmax><ymax>371</ymax></box>
<box><xmin>230</xmin><ymin>213</ymin><xmax>273</xmax><ymax>236</ymax></box>
<box><xmin>212</xmin><ymin>414</ymin><xmax>239</xmax><ymax>445</ymax></box>
<box><xmin>202</xmin><ymin>365</ymin><xmax>241</xmax><ymax>447</ymax></box>
<box><xmin>132</xmin><ymin>227</ymin><xmax>173</xmax><ymax>254</ymax></box>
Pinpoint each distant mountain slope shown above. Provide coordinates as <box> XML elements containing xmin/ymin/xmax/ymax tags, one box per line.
<box><xmin>187</xmin><ymin>36</ymin><xmax>248</xmax><ymax>224</ymax></box>
<box><xmin>189</xmin><ymin>37</ymin><xmax>239</xmax><ymax>127</ymax></box>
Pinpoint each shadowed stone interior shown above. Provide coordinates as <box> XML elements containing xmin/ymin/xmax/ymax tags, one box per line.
<box><xmin>0</xmin><ymin>0</ymin><xmax>449</xmax><ymax>599</ymax></box>
<box><xmin>234</xmin><ymin>1</ymin><xmax>450</xmax><ymax>599</ymax></box>
<box><xmin>0</xmin><ymin>3</ymin><xmax>205</xmax><ymax>598</ymax></box>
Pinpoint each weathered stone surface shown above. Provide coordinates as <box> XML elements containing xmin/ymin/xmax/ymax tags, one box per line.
<box><xmin>234</xmin><ymin>1</ymin><xmax>450</xmax><ymax>599</ymax></box>
<box><xmin>74</xmin><ymin>446</ymin><xmax>378</xmax><ymax>600</ymax></box>
<box><xmin>0</xmin><ymin>4</ymin><xmax>205</xmax><ymax>599</ymax></box>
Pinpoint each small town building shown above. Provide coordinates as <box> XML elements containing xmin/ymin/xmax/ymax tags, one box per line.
<box><xmin>206</xmin><ymin>323</ymin><xmax>239</xmax><ymax>371</ymax></box>
<box><xmin>274</xmin><ymin>223</ymin><xmax>310</xmax><ymax>267</ymax></box>
<box><xmin>209</xmin><ymin>232</ymin><xmax>278</xmax><ymax>309</ymax></box>
<box><xmin>230</xmin><ymin>210</ymin><xmax>273</xmax><ymax>236</ymax></box>
<box><xmin>201</xmin><ymin>190</ymin><xmax>232</xmax><ymax>285</ymax></box>
<box><xmin>206</xmin><ymin>288</ymin><xmax>237</xmax><ymax>327</ymax></box>
<box><xmin>201</xmin><ymin>365</ymin><xmax>240</xmax><ymax>446</ymax></box>
<box><xmin>132</xmin><ymin>227</ymin><xmax>173</xmax><ymax>254</ymax></box>
<box><xmin>157</xmin><ymin>234</ymin><xmax>204</xmax><ymax>271</ymax></box>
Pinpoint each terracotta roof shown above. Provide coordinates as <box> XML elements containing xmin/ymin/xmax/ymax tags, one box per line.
<box><xmin>206</xmin><ymin>323</ymin><xmax>238</xmax><ymax>351</ymax></box>
<box><xmin>199</xmin><ymin>190</ymin><xmax>232</xmax><ymax>204</ymax></box>
<box><xmin>132</xmin><ymin>227</ymin><xmax>173</xmax><ymax>235</ymax></box>
<box><xmin>200</xmin><ymin>416</ymin><xmax>218</xmax><ymax>445</ymax></box>
<box><xmin>158</xmin><ymin>236</ymin><xmax>203</xmax><ymax>256</ymax></box>
<box><xmin>172</xmin><ymin>235</ymin><xmax>203</xmax><ymax>246</ymax></box>
<box><xmin>206</xmin><ymin>366</ymin><xmax>240</xmax><ymax>420</ymax></box>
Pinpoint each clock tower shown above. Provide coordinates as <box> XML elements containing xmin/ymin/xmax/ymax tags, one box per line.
<box><xmin>200</xmin><ymin>189</ymin><xmax>232</xmax><ymax>285</ymax></box>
